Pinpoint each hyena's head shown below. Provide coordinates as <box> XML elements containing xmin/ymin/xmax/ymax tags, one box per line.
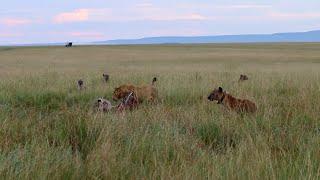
<box><xmin>239</xmin><ymin>74</ymin><xmax>248</xmax><ymax>81</ymax></box>
<box><xmin>152</xmin><ymin>77</ymin><xmax>157</xmax><ymax>85</ymax></box>
<box><xmin>208</xmin><ymin>87</ymin><xmax>224</xmax><ymax>102</ymax></box>
<box><xmin>96</xmin><ymin>98</ymin><xmax>112</xmax><ymax>112</ymax></box>
<box><xmin>103</xmin><ymin>73</ymin><xmax>109</xmax><ymax>82</ymax></box>
<box><xmin>78</xmin><ymin>79</ymin><xmax>84</xmax><ymax>90</ymax></box>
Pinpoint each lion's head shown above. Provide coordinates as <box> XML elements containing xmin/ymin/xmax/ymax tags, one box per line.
<box><xmin>112</xmin><ymin>85</ymin><xmax>135</xmax><ymax>101</ymax></box>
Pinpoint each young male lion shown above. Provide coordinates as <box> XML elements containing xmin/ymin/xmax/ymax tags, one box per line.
<box><xmin>207</xmin><ymin>87</ymin><xmax>257</xmax><ymax>113</ymax></box>
<box><xmin>112</xmin><ymin>77</ymin><xmax>158</xmax><ymax>103</ymax></box>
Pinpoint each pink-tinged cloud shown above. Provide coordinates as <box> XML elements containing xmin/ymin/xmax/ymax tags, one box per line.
<box><xmin>54</xmin><ymin>9</ymin><xmax>89</xmax><ymax>23</ymax></box>
<box><xmin>0</xmin><ymin>18</ymin><xmax>32</xmax><ymax>26</ymax></box>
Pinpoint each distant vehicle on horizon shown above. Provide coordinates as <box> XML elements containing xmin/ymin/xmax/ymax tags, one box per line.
<box><xmin>65</xmin><ymin>42</ymin><xmax>72</xmax><ymax>47</ymax></box>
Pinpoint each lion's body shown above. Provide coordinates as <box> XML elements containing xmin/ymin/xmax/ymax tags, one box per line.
<box><xmin>113</xmin><ymin>84</ymin><xmax>157</xmax><ymax>103</ymax></box>
<box><xmin>116</xmin><ymin>92</ymin><xmax>139</xmax><ymax>112</ymax></box>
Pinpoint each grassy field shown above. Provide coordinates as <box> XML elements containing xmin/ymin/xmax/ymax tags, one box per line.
<box><xmin>0</xmin><ymin>43</ymin><xmax>320</xmax><ymax>179</ymax></box>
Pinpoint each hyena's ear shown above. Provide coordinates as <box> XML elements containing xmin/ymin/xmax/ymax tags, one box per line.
<box><xmin>219</xmin><ymin>87</ymin><xmax>223</xmax><ymax>92</ymax></box>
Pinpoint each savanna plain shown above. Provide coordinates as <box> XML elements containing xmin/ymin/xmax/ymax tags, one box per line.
<box><xmin>0</xmin><ymin>43</ymin><xmax>320</xmax><ymax>179</ymax></box>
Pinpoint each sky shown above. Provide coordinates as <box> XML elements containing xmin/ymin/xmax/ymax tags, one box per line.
<box><xmin>1</xmin><ymin>0</ymin><xmax>320</xmax><ymax>44</ymax></box>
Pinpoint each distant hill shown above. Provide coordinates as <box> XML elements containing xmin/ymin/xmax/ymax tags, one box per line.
<box><xmin>96</xmin><ymin>30</ymin><xmax>320</xmax><ymax>45</ymax></box>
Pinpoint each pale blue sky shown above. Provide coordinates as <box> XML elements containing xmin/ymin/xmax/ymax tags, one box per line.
<box><xmin>1</xmin><ymin>0</ymin><xmax>320</xmax><ymax>44</ymax></box>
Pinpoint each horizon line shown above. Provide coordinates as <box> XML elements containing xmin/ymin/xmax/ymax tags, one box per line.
<box><xmin>1</xmin><ymin>29</ymin><xmax>319</xmax><ymax>46</ymax></box>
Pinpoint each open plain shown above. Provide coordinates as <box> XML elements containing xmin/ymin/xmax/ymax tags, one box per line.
<box><xmin>0</xmin><ymin>43</ymin><xmax>320</xmax><ymax>179</ymax></box>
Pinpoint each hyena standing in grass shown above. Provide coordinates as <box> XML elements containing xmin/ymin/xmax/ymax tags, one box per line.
<box><xmin>239</xmin><ymin>74</ymin><xmax>249</xmax><ymax>82</ymax></box>
<box><xmin>77</xmin><ymin>79</ymin><xmax>84</xmax><ymax>90</ymax></box>
<box><xmin>208</xmin><ymin>87</ymin><xmax>257</xmax><ymax>113</ymax></box>
<box><xmin>103</xmin><ymin>73</ymin><xmax>109</xmax><ymax>83</ymax></box>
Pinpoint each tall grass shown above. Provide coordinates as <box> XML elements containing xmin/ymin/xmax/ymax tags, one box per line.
<box><xmin>0</xmin><ymin>44</ymin><xmax>320</xmax><ymax>179</ymax></box>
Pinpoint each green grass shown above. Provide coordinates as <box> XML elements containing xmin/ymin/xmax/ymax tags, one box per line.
<box><xmin>0</xmin><ymin>43</ymin><xmax>320</xmax><ymax>179</ymax></box>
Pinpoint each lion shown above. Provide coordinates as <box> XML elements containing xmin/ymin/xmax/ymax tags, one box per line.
<box><xmin>112</xmin><ymin>77</ymin><xmax>158</xmax><ymax>103</ymax></box>
<box><xmin>207</xmin><ymin>87</ymin><xmax>257</xmax><ymax>113</ymax></box>
<box><xmin>116</xmin><ymin>91</ymin><xmax>139</xmax><ymax>112</ymax></box>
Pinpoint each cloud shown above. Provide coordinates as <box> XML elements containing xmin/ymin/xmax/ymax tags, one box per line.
<box><xmin>144</xmin><ymin>13</ymin><xmax>207</xmax><ymax>21</ymax></box>
<box><xmin>0</xmin><ymin>32</ymin><xmax>23</xmax><ymax>37</ymax></box>
<box><xmin>179</xmin><ymin>3</ymin><xmax>272</xmax><ymax>10</ymax></box>
<box><xmin>136</xmin><ymin>3</ymin><xmax>153</xmax><ymax>8</ymax></box>
<box><xmin>51</xmin><ymin>3</ymin><xmax>287</xmax><ymax>24</ymax></box>
<box><xmin>53</xmin><ymin>9</ymin><xmax>89</xmax><ymax>23</ymax></box>
<box><xmin>186</xmin><ymin>13</ymin><xmax>207</xmax><ymax>20</ymax></box>
<box><xmin>134</xmin><ymin>3</ymin><xmax>208</xmax><ymax>21</ymax></box>
<box><xmin>219</xmin><ymin>4</ymin><xmax>272</xmax><ymax>9</ymax></box>
<box><xmin>149</xmin><ymin>28</ymin><xmax>209</xmax><ymax>37</ymax></box>
<box><xmin>48</xmin><ymin>31</ymin><xmax>106</xmax><ymax>39</ymax></box>
<box><xmin>69</xmin><ymin>32</ymin><xmax>105</xmax><ymax>38</ymax></box>
<box><xmin>0</xmin><ymin>18</ymin><xmax>32</xmax><ymax>26</ymax></box>
<box><xmin>52</xmin><ymin>6</ymin><xmax>207</xmax><ymax>23</ymax></box>
<box><xmin>269</xmin><ymin>12</ymin><xmax>320</xmax><ymax>20</ymax></box>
